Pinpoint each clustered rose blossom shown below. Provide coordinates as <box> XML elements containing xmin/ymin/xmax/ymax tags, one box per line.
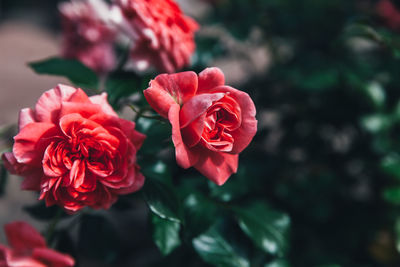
<box><xmin>60</xmin><ymin>0</ymin><xmax>116</xmax><ymax>73</ymax></box>
<box><xmin>59</xmin><ymin>0</ymin><xmax>198</xmax><ymax>74</ymax></box>
<box><xmin>377</xmin><ymin>0</ymin><xmax>400</xmax><ymax>31</ymax></box>
<box><xmin>114</xmin><ymin>0</ymin><xmax>199</xmax><ymax>73</ymax></box>
<box><xmin>0</xmin><ymin>221</ymin><xmax>74</xmax><ymax>267</ymax></box>
<box><xmin>144</xmin><ymin>68</ymin><xmax>257</xmax><ymax>185</ymax></box>
<box><xmin>2</xmin><ymin>84</ymin><xmax>145</xmax><ymax>212</ymax></box>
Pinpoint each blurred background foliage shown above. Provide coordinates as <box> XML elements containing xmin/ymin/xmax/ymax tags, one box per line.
<box><xmin>3</xmin><ymin>0</ymin><xmax>400</xmax><ymax>266</ymax></box>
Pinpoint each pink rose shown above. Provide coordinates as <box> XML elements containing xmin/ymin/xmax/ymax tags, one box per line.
<box><xmin>114</xmin><ymin>0</ymin><xmax>199</xmax><ymax>73</ymax></box>
<box><xmin>2</xmin><ymin>84</ymin><xmax>145</xmax><ymax>212</ymax></box>
<box><xmin>377</xmin><ymin>0</ymin><xmax>400</xmax><ymax>31</ymax></box>
<box><xmin>60</xmin><ymin>0</ymin><xmax>116</xmax><ymax>73</ymax></box>
<box><xmin>144</xmin><ymin>68</ymin><xmax>257</xmax><ymax>185</ymax></box>
<box><xmin>0</xmin><ymin>221</ymin><xmax>75</xmax><ymax>267</ymax></box>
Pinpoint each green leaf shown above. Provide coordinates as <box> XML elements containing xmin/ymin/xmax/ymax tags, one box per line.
<box><xmin>193</xmin><ymin>225</ymin><xmax>250</xmax><ymax>267</ymax></box>
<box><xmin>381</xmin><ymin>155</ymin><xmax>400</xmax><ymax>179</ymax></box>
<box><xmin>152</xmin><ymin>213</ymin><xmax>181</xmax><ymax>255</ymax></box>
<box><xmin>299</xmin><ymin>69</ymin><xmax>338</xmax><ymax>91</ymax></box>
<box><xmin>142</xmin><ymin>160</ymin><xmax>172</xmax><ymax>183</ymax></box>
<box><xmin>143</xmin><ymin>177</ymin><xmax>183</xmax><ymax>223</ymax></box>
<box><xmin>360</xmin><ymin>114</ymin><xmax>392</xmax><ymax>134</ymax></box>
<box><xmin>209</xmin><ymin>166</ymin><xmax>249</xmax><ymax>202</ymax></box>
<box><xmin>342</xmin><ymin>24</ymin><xmax>400</xmax><ymax>58</ymax></box>
<box><xmin>233</xmin><ymin>202</ymin><xmax>290</xmax><ymax>256</ymax></box>
<box><xmin>264</xmin><ymin>259</ymin><xmax>290</xmax><ymax>267</ymax></box>
<box><xmin>383</xmin><ymin>187</ymin><xmax>400</xmax><ymax>205</ymax></box>
<box><xmin>364</xmin><ymin>82</ymin><xmax>386</xmax><ymax>109</ymax></box>
<box><xmin>29</xmin><ymin>57</ymin><xmax>98</xmax><ymax>89</ymax></box>
<box><xmin>136</xmin><ymin>117</ymin><xmax>172</xmax><ymax>154</ymax></box>
<box><xmin>285</xmin><ymin>66</ymin><xmax>339</xmax><ymax>92</ymax></box>
<box><xmin>183</xmin><ymin>193</ymin><xmax>219</xmax><ymax>238</ymax></box>
<box><xmin>105</xmin><ymin>71</ymin><xmax>141</xmax><ymax>108</ymax></box>
<box><xmin>342</xmin><ymin>24</ymin><xmax>383</xmax><ymax>43</ymax></box>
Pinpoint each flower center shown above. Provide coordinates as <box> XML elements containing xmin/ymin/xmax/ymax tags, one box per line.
<box><xmin>201</xmin><ymin>95</ymin><xmax>241</xmax><ymax>152</ymax></box>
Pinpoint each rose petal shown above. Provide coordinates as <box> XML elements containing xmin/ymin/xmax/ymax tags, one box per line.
<box><xmin>4</xmin><ymin>222</ymin><xmax>46</xmax><ymax>251</ymax></box>
<box><xmin>18</xmin><ymin>108</ymin><xmax>36</xmax><ymax>131</ymax></box>
<box><xmin>117</xmin><ymin>118</ymin><xmax>146</xmax><ymax>150</ymax></box>
<box><xmin>211</xmin><ymin>86</ymin><xmax>258</xmax><ymax>154</ymax></box>
<box><xmin>194</xmin><ymin>150</ymin><xmax>238</xmax><ymax>185</ymax></box>
<box><xmin>59</xmin><ymin>102</ymin><xmax>103</xmax><ymax>119</ymax></box>
<box><xmin>70</xmin><ymin>159</ymin><xmax>86</xmax><ymax>189</ymax></box>
<box><xmin>35</xmin><ymin>84</ymin><xmax>76</xmax><ymax>123</ymax></box>
<box><xmin>68</xmin><ymin>88</ymin><xmax>91</xmax><ymax>103</ymax></box>
<box><xmin>59</xmin><ymin>113</ymin><xmax>98</xmax><ymax>138</ymax></box>
<box><xmin>144</xmin><ymin>71</ymin><xmax>198</xmax><ymax>117</ymax></box>
<box><xmin>2</xmin><ymin>152</ymin><xmax>23</xmax><ymax>175</ymax></box>
<box><xmin>89</xmin><ymin>92</ymin><xmax>118</xmax><ymax>117</ymax></box>
<box><xmin>181</xmin><ymin>113</ymin><xmax>206</xmax><ymax>147</ymax></box>
<box><xmin>21</xmin><ymin>172</ymin><xmax>43</xmax><ymax>191</ymax></box>
<box><xmin>179</xmin><ymin>93</ymin><xmax>225</xmax><ymax>128</ymax></box>
<box><xmin>197</xmin><ymin>67</ymin><xmax>225</xmax><ymax>94</ymax></box>
<box><xmin>2</xmin><ymin>255</ymin><xmax>46</xmax><ymax>267</ymax></box>
<box><xmin>13</xmin><ymin>123</ymin><xmax>59</xmax><ymax>164</ymax></box>
<box><xmin>109</xmin><ymin>166</ymin><xmax>145</xmax><ymax>194</ymax></box>
<box><xmin>169</xmin><ymin>103</ymin><xmax>198</xmax><ymax>168</ymax></box>
<box><xmin>0</xmin><ymin>244</ymin><xmax>9</xmax><ymax>264</ymax></box>
<box><xmin>32</xmin><ymin>248</ymin><xmax>75</xmax><ymax>267</ymax></box>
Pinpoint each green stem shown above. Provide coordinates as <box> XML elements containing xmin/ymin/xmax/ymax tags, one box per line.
<box><xmin>46</xmin><ymin>208</ymin><xmax>64</xmax><ymax>246</ymax></box>
<box><xmin>129</xmin><ymin>104</ymin><xmax>166</xmax><ymax>122</ymax></box>
<box><xmin>97</xmin><ymin>75</ymin><xmax>107</xmax><ymax>93</ymax></box>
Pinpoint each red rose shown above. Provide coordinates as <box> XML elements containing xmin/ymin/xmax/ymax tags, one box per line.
<box><xmin>60</xmin><ymin>0</ymin><xmax>116</xmax><ymax>73</ymax></box>
<box><xmin>377</xmin><ymin>0</ymin><xmax>400</xmax><ymax>31</ymax></box>
<box><xmin>2</xmin><ymin>84</ymin><xmax>145</xmax><ymax>212</ymax></box>
<box><xmin>144</xmin><ymin>68</ymin><xmax>257</xmax><ymax>185</ymax></box>
<box><xmin>114</xmin><ymin>0</ymin><xmax>199</xmax><ymax>73</ymax></box>
<box><xmin>0</xmin><ymin>221</ymin><xmax>75</xmax><ymax>267</ymax></box>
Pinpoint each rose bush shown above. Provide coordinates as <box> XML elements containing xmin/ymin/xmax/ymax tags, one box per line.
<box><xmin>0</xmin><ymin>221</ymin><xmax>74</xmax><ymax>267</ymax></box>
<box><xmin>114</xmin><ymin>0</ymin><xmax>199</xmax><ymax>73</ymax></box>
<box><xmin>60</xmin><ymin>0</ymin><xmax>116</xmax><ymax>73</ymax></box>
<box><xmin>2</xmin><ymin>84</ymin><xmax>145</xmax><ymax>212</ymax></box>
<box><xmin>144</xmin><ymin>67</ymin><xmax>257</xmax><ymax>185</ymax></box>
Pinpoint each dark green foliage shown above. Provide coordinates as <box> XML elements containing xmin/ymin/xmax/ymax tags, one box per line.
<box><xmin>183</xmin><ymin>192</ymin><xmax>219</xmax><ymax>239</ymax></box>
<box><xmin>136</xmin><ymin>118</ymin><xmax>172</xmax><ymax>155</ymax></box>
<box><xmin>17</xmin><ymin>0</ymin><xmax>400</xmax><ymax>266</ymax></box>
<box><xmin>233</xmin><ymin>202</ymin><xmax>290</xmax><ymax>257</ymax></box>
<box><xmin>193</xmin><ymin>223</ymin><xmax>250</xmax><ymax>267</ymax></box>
<box><xmin>151</xmin><ymin>213</ymin><xmax>181</xmax><ymax>255</ymax></box>
<box><xmin>29</xmin><ymin>57</ymin><xmax>99</xmax><ymax>90</ymax></box>
<box><xmin>143</xmin><ymin>175</ymin><xmax>183</xmax><ymax>223</ymax></box>
<box><xmin>105</xmin><ymin>71</ymin><xmax>153</xmax><ymax>109</ymax></box>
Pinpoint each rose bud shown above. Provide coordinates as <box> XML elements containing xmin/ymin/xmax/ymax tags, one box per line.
<box><xmin>144</xmin><ymin>68</ymin><xmax>257</xmax><ymax>185</ymax></box>
<box><xmin>2</xmin><ymin>84</ymin><xmax>145</xmax><ymax>213</ymax></box>
<box><xmin>0</xmin><ymin>221</ymin><xmax>75</xmax><ymax>267</ymax></box>
<box><xmin>114</xmin><ymin>0</ymin><xmax>199</xmax><ymax>73</ymax></box>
